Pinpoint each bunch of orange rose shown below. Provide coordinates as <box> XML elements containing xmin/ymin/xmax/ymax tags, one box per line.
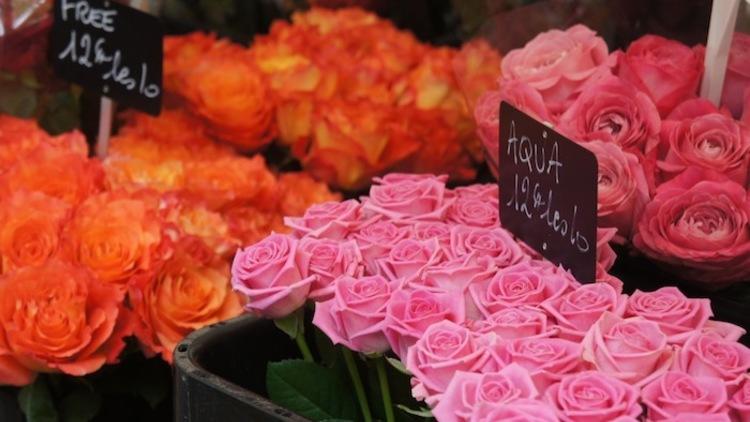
<box><xmin>164</xmin><ymin>7</ymin><xmax>502</xmax><ymax>190</ymax></box>
<box><xmin>0</xmin><ymin>113</ymin><xmax>339</xmax><ymax>387</ymax></box>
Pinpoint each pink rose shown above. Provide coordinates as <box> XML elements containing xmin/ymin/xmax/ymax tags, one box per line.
<box><xmin>312</xmin><ymin>275</ymin><xmax>397</xmax><ymax>354</ymax></box>
<box><xmin>660</xmin><ymin>414</ymin><xmax>731</xmax><ymax>422</ymax></box>
<box><xmin>469</xmin><ymin>400</ymin><xmax>559</xmax><ymax>422</ymax></box>
<box><xmin>350</xmin><ymin>219</ymin><xmax>411</xmax><ymax>274</ymax></box>
<box><xmin>412</xmin><ymin>221</ymin><xmax>452</xmax><ymax>254</ymax></box>
<box><xmin>581</xmin><ymin>312</ymin><xmax>673</xmax><ymax>387</ymax></box>
<box><xmin>703</xmin><ymin>320</ymin><xmax>747</xmax><ymax>342</ymax></box>
<box><xmin>542</xmin><ymin>282</ymin><xmax>628</xmax><ymax>341</ymax></box>
<box><xmin>494</xmin><ymin>337</ymin><xmax>583</xmax><ymax>393</ymax></box>
<box><xmin>449</xmin><ymin>225</ymin><xmax>528</xmax><ymax>269</ymax></box>
<box><xmin>624</xmin><ymin>287</ymin><xmax>712</xmax><ymax>344</ymax></box>
<box><xmin>406</xmin><ymin>321</ymin><xmax>491</xmax><ymax>401</ymax></box>
<box><xmin>231</xmin><ymin>234</ymin><xmax>314</xmax><ymax>318</ymax></box>
<box><xmin>363</xmin><ymin>177</ymin><xmax>451</xmax><ymax>222</ymax></box>
<box><xmin>296</xmin><ymin>237</ymin><xmax>364</xmax><ymax>301</ymax></box>
<box><xmin>658</xmin><ymin>113</ymin><xmax>750</xmax><ymax>186</ymax></box>
<box><xmin>384</xmin><ymin>287</ymin><xmax>465</xmax><ymax>359</ymax></box>
<box><xmin>501</xmin><ymin>24</ymin><xmax>610</xmax><ymax>115</ymax></box>
<box><xmin>419</xmin><ymin>258</ymin><xmax>494</xmax><ymax>296</ymax></box>
<box><xmin>615</xmin><ymin>35</ymin><xmax>704</xmax><ymax>116</ymax></box>
<box><xmin>467</xmin><ymin>306</ymin><xmax>550</xmax><ymax>339</ymax></box>
<box><xmin>446</xmin><ymin>196</ymin><xmax>499</xmax><ymax>228</ymax></box>
<box><xmin>432</xmin><ymin>364</ymin><xmax>539</xmax><ymax>422</ymax></box>
<box><xmin>729</xmin><ymin>377</ymin><xmax>750</xmax><ymax>422</ymax></box>
<box><xmin>642</xmin><ymin>371</ymin><xmax>729</xmax><ymax>421</ymax></box>
<box><xmin>377</xmin><ymin>238</ymin><xmax>443</xmax><ymax>281</ymax></box>
<box><xmin>583</xmin><ymin>141</ymin><xmax>649</xmax><ymax>239</ymax></box>
<box><xmin>284</xmin><ymin>200</ymin><xmax>364</xmax><ymax>239</ymax></box>
<box><xmin>633</xmin><ymin>168</ymin><xmax>750</xmax><ymax>284</ymax></box>
<box><xmin>545</xmin><ymin>371</ymin><xmax>642</xmax><ymax>422</ymax></box>
<box><xmin>721</xmin><ymin>32</ymin><xmax>750</xmax><ymax>118</ymax></box>
<box><xmin>453</xmin><ymin>184</ymin><xmax>499</xmax><ymax>202</ymax></box>
<box><xmin>557</xmin><ymin>75</ymin><xmax>661</xmax><ymax>154</ymax></box>
<box><xmin>667</xmin><ymin>98</ymin><xmax>727</xmax><ymax>120</ymax></box>
<box><xmin>596</xmin><ymin>227</ymin><xmax>619</xmax><ymax>271</ymax></box>
<box><xmin>675</xmin><ymin>332</ymin><xmax>750</xmax><ymax>384</ymax></box>
<box><xmin>372</xmin><ymin>173</ymin><xmax>449</xmax><ymax>185</ymax></box>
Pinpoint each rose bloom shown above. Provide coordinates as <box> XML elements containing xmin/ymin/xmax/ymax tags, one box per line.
<box><xmin>466</xmin><ymin>306</ymin><xmax>551</xmax><ymax>339</ymax></box>
<box><xmin>500</xmin><ymin>24</ymin><xmax>610</xmax><ymax>115</ymax></box>
<box><xmin>130</xmin><ymin>242</ymin><xmax>242</xmax><ymax>363</ymax></box>
<box><xmin>581</xmin><ymin>312</ymin><xmax>673</xmax><ymax>387</ymax></box>
<box><xmin>451</xmin><ymin>38</ymin><xmax>504</xmax><ymax>112</ymax></box>
<box><xmin>377</xmin><ymin>238</ymin><xmax>443</xmax><ymax>281</ymax></box>
<box><xmin>469</xmin><ymin>400</ymin><xmax>560</xmax><ymax>422</ymax></box>
<box><xmin>449</xmin><ymin>225</ymin><xmax>528</xmax><ymax>269</ymax></box>
<box><xmin>0</xmin><ymin>260</ymin><xmax>132</xmax><ymax>386</ymax></box>
<box><xmin>161</xmin><ymin>196</ymin><xmax>238</xmax><ymax>259</ymax></box>
<box><xmin>163</xmin><ymin>32</ymin><xmax>236</xmax><ymax>93</ymax></box>
<box><xmin>642</xmin><ymin>371</ymin><xmax>729</xmax><ymax>421</ymax></box>
<box><xmin>616</xmin><ymin>34</ymin><xmax>704</xmax><ymax>116</ymax></box>
<box><xmin>224</xmin><ymin>205</ymin><xmax>287</xmax><ymax>247</ymax></box>
<box><xmin>285</xmin><ymin>200</ymin><xmax>365</xmax><ymax>239</ymax></box>
<box><xmin>313</xmin><ymin>275</ymin><xmax>398</xmax><ymax>354</ymax></box>
<box><xmin>721</xmin><ymin>32</ymin><xmax>750</xmax><ymax>118</ymax></box>
<box><xmin>446</xmin><ymin>196</ymin><xmax>499</xmax><ymax>228</ymax></box>
<box><xmin>625</xmin><ymin>287</ymin><xmax>712</xmax><ymax>344</ymax></box>
<box><xmin>296</xmin><ymin>237</ymin><xmax>363</xmax><ymax>300</ymax></box>
<box><xmin>545</xmin><ymin>371</ymin><xmax>642</xmax><ymax>422</ymax></box>
<box><xmin>418</xmin><ymin>257</ymin><xmax>494</xmax><ymax>297</ymax></box>
<box><xmin>350</xmin><ymin>220</ymin><xmax>411</xmax><ymax>274</ymax></box>
<box><xmin>363</xmin><ymin>175</ymin><xmax>451</xmax><ymax>222</ymax></box>
<box><xmin>493</xmin><ymin>337</ymin><xmax>583</xmax><ymax>393</ymax></box>
<box><xmin>0</xmin><ymin>115</ymin><xmax>88</xmax><ymax>169</ymax></box>
<box><xmin>412</xmin><ymin>221</ymin><xmax>452</xmax><ymax>253</ymax></box>
<box><xmin>104</xmin><ymin>155</ymin><xmax>186</xmax><ymax>194</ymax></box>
<box><xmin>633</xmin><ymin>168</ymin><xmax>750</xmax><ymax>284</ymax></box>
<box><xmin>276</xmin><ymin>172</ymin><xmax>342</xmax><ymax>217</ymax></box>
<box><xmin>542</xmin><ymin>282</ymin><xmax>628</xmax><ymax>341</ymax></box>
<box><xmin>432</xmin><ymin>364</ymin><xmax>539</xmax><ymax>422</ymax></box>
<box><xmin>0</xmin><ymin>191</ymin><xmax>71</xmax><ymax>274</ymax></box>
<box><xmin>729</xmin><ymin>377</ymin><xmax>750</xmax><ymax>422</ymax></box>
<box><xmin>675</xmin><ymin>332</ymin><xmax>750</xmax><ymax>384</ymax></box>
<box><xmin>557</xmin><ymin>75</ymin><xmax>661</xmax><ymax>154</ymax></box>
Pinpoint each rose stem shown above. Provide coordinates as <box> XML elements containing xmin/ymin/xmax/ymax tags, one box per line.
<box><xmin>375</xmin><ymin>357</ymin><xmax>395</xmax><ymax>422</ymax></box>
<box><xmin>342</xmin><ymin>347</ymin><xmax>373</xmax><ymax>422</ymax></box>
<box><xmin>294</xmin><ymin>332</ymin><xmax>314</xmax><ymax>363</ymax></box>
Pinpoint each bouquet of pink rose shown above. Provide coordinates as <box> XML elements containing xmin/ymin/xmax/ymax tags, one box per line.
<box><xmin>231</xmin><ymin>173</ymin><xmax>750</xmax><ymax>422</ymax></box>
<box><xmin>475</xmin><ymin>25</ymin><xmax>750</xmax><ymax>285</ymax></box>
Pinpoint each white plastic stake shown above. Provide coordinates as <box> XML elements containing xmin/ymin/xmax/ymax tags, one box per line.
<box><xmin>700</xmin><ymin>0</ymin><xmax>741</xmax><ymax>104</ymax></box>
<box><xmin>96</xmin><ymin>96</ymin><xmax>113</xmax><ymax>158</ymax></box>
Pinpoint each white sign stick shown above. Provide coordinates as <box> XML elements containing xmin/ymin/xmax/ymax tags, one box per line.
<box><xmin>96</xmin><ymin>96</ymin><xmax>113</xmax><ymax>158</ymax></box>
<box><xmin>700</xmin><ymin>0</ymin><xmax>741</xmax><ymax>104</ymax></box>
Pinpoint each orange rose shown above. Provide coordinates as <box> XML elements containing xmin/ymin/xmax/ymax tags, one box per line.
<box><xmin>103</xmin><ymin>155</ymin><xmax>186</xmax><ymax>193</ymax></box>
<box><xmin>452</xmin><ymin>39</ymin><xmax>503</xmax><ymax>110</ymax></box>
<box><xmin>164</xmin><ymin>32</ymin><xmax>233</xmax><ymax>93</ymax></box>
<box><xmin>0</xmin><ymin>191</ymin><xmax>71</xmax><ymax>274</ymax></box>
<box><xmin>277</xmin><ymin>172</ymin><xmax>342</xmax><ymax>216</ymax></box>
<box><xmin>0</xmin><ymin>115</ymin><xmax>89</xmax><ymax>169</ymax></box>
<box><xmin>129</xmin><ymin>242</ymin><xmax>242</xmax><ymax>363</ymax></box>
<box><xmin>64</xmin><ymin>191</ymin><xmax>166</xmax><ymax>288</ymax></box>
<box><xmin>224</xmin><ymin>205</ymin><xmax>288</xmax><ymax>246</ymax></box>
<box><xmin>161</xmin><ymin>195</ymin><xmax>238</xmax><ymax>259</ymax></box>
<box><xmin>0</xmin><ymin>260</ymin><xmax>132</xmax><ymax>385</ymax></box>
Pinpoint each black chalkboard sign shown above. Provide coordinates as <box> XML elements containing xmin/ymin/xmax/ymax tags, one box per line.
<box><xmin>50</xmin><ymin>0</ymin><xmax>163</xmax><ymax>115</ymax></box>
<box><xmin>499</xmin><ymin>102</ymin><xmax>598</xmax><ymax>282</ymax></box>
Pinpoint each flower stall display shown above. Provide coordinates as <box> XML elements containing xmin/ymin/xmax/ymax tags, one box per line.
<box><xmin>231</xmin><ymin>173</ymin><xmax>750</xmax><ymax>422</ymax></box>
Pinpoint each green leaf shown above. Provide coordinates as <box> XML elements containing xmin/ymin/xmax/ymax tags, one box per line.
<box><xmin>267</xmin><ymin>359</ymin><xmax>358</xmax><ymax>421</ymax></box>
<box><xmin>18</xmin><ymin>376</ymin><xmax>58</xmax><ymax>422</ymax></box>
<box><xmin>39</xmin><ymin>91</ymin><xmax>80</xmax><ymax>135</ymax></box>
<box><xmin>396</xmin><ymin>405</ymin><xmax>433</xmax><ymax>418</ymax></box>
<box><xmin>274</xmin><ymin>308</ymin><xmax>303</xmax><ymax>339</ymax></box>
<box><xmin>0</xmin><ymin>80</ymin><xmax>37</xmax><ymax>118</ymax></box>
<box><xmin>385</xmin><ymin>357</ymin><xmax>411</xmax><ymax>376</ymax></box>
<box><xmin>59</xmin><ymin>387</ymin><xmax>101</xmax><ymax>422</ymax></box>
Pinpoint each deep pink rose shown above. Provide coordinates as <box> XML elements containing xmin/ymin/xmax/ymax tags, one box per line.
<box><xmin>583</xmin><ymin>141</ymin><xmax>649</xmax><ymax>240</ymax></box>
<box><xmin>667</xmin><ymin>98</ymin><xmax>727</xmax><ymax>120</ymax></box>
<box><xmin>296</xmin><ymin>237</ymin><xmax>364</xmax><ymax>301</ymax></box>
<box><xmin>615</xmin><ymin>35</ymin><xmax>704</xmax><ymax>116</ymax></box>
<box><xmin>581</xmin><ymin>313</ymin><xmax>673</xmax><ymax>387</ymax></box>
<box><xmin>384</xmin><ymin>287</ymin><xmax>465</xmax><ymax>359</ymax></box>
<box><xmin>494</xmin><ymin>337</ymin><xmax>583</xmax><ymax>393</ymax></box>
<box><xmin>446</xmin><ymin>196</ymin><xmax>499</xmax><ymax>228</ymax></box>
<box><xmin>231</xmin><ymin>234</ymin><xmax>314</xmax><ymax>318</ymax></box>
<box><xmin>406</xmin><ymin>321</ymin><xmax>491</xmax><ymax>401</ymax></box>
<box><xmin>642</xmin><ymin>371</ymin><xmax>729</xmax><ymax>421</ymax></box>
<box><xmin>467</xmin><ymin>306</ymin><xmax>550</xmax><ymax>339</ymax></box>
<box><xmin>633</xmin><ymin>168</ymin><xmax>750</xmax><ymax>284</ymax></box>
<box><xmin>545</xmin><ymin>371</ymin><xmax>642</xmax><ymax>422</ymax></box>
<box><xmin>469</xmin><ymin>400</ymin><xmax>559</xmax><ymax>422</ymax></box>
<box><xmin>597</xmin><ymin>227</ymin><xmax>619</xmax><ymax>271</ymax></box>
<box><xmin>449</xmin><ymin>225</ymin><xmax>528</xmax><ymax>269</ymax></box>
<box><xmin>363</xmin><ymin>177</ymin><xmax>451</xmax><ymax>222</ymax></box>
<box><xmin>312</xmin><ymin>275</ymin><xmax>397</xmax><ymax>354</ymax></box>
<box><xmin>557</xmin><ymin>75</ymin><xmax>661</xmax><ymax>155</ymax></box>
<box><xmin>350</xmin><ymin>219</ymin><xmax>411</xmax><ymax>274</ymax></box>
<box><xmin>432</xmin><ymin>364</ymin><xmax>539</xmax><ymax>422</ymax></box>
<box><xmin>377</xmin><ymin>238</ymin><xmax>443</xmax><ymax>281</ymax></box>
<box><xmin>721</xmin><ymin>32</ymin><xmax>750</xmax><ymax>118</ymax></box>
<box><xmin>675</xmin><ymin>332</ymin><xmax>750</xmax><ymax>384</ymax></box>
<box><xmin>501</xmin><ymin>24</ymin><xmax>610</xmax><ymax>115</ymax></box>
<box><xmin>729</xmin><ymin>377</ymin><xmax>750</xmax><ymax>422</ymax></box>
<box><xmin>624</xmin><ymin>287</ymin><xmax>712</xmax><ymax>344</ymax></box>
<box><xmin>542</xmin><ymin>282</ymin><xmax>628</xmax><ymax>341</ymax></box>
<box><xmin>468</xmin><ymin>261</ymin><xmax>573</xmax><ymax>318</ymax></box>
<box><xmin>658</xmin><ymin>113</ymin><xmax>750</xmax><ymax>186</ymax></box>
<box><xmin>284</xmin><ymin>200</ymin><xmax>364</xmax><ymax>239</ymax></box>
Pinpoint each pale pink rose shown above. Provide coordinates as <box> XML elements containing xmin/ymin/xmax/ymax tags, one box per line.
<box><xmin>581</xmin><ymin>312</ymin><xmax>673</xmax><ymax>387</ymax></box>
<box><xmin>384</xmin><ymin>287</ymin><xmax>465</xmax><ymax>359</ymax></box>
<box><xmin>494</xmin><ymin>337</ymin><xmax>583</xmax><ymax>393</ymax></box>
<box><xmin>377</xmin><ymin>238</ymin><xmax>443</xmax><ymax>281</ymax></box>
<box><xmin>449</xmin><ymin>225</ymin><xmax>528</xmax><ymax>269</ymax></box>
<box><xmin>312</xmin><ymin>275</ymin><xmax>397</xmax><ymax>354</ymax></box>
<box><xmin>545</xmin><ymin>371</ymin><xmax>642</xmax><ymax>422</ymax></box>
<box><xmin>452</xmin><ymin>184</ymin><xmax>499</xmax><ymax>202</ymax></box>
<box><xmin>363</xmin><ymin>177</ymin><xmax>451</xmax><ymax>222</ymax></box>
<box><xmin>615</xmin><ymin>35</ymin><xmax>704</xmax><ymax>117</ymax></box>
<box><xmin>419</xmin><ymin>258</ymin><xmax>494</xmax><ymax>296</ymax></box>
<box><xmin>446</xmin><ymin>196</ymin><xmax>499</xmax><ymax>228</ymax></box>
<box><xmin>658</xmin><ymin>113</ymin><xmax>750</xmax><ymax>186</ymax></box>
<box><xmin>501</xmin><ymin>24</ymin><xmax>610</xmax><ymax>115</ymax></box>
<box><xmin>675</xmin><ymin>332</ymin><xmax>750</xmax><ymax>384</ymax></box>
<box><xmin>231</xmin><ymin>234</ymin><xmax>314</xmax><ymax>318</ymax></box>
<box><xmin>284</xmin><ymin>200</ymin><xmax>364</xmax><ymax>239</ymax></box>
<box><xmin>350</xmin><ymin>219</ymin><xmax>411</xmax><ymax>274</ymax></box>
<box><xmin>641</xmin><ymin>371</ymin><xmax>729</xmax><ymax>421</ymax></box>
<box><xmin>624</xmin><ymin>287</ymin><xmax>712</xmax><ymax>344</ymax></box>
<box><xmin>467</xmin><ymin>306</ymin><xmax>550</xmax><ymax>339</ymax></box>
<box><xmin>633</xmin><ymin>168</ymin><xmax>750</xmax><ymax>284</ymax></box>
<box><xmin>295</xmin><ymin>237</ymin><xmax>364</xmax><ymax>301</ymax></box>
<box><xmin>412</xmin><ymin>221</ymin><xmax>452</xmax><ymax>254</ymax></box>
<box><xmin>729</xmin><ymin>376</ymin><xmax>750</xmax><ymax>422</ymax></box>
<box><xmin>557</xmin><ymin>75</ymin><xmax>661</xmax><ymax>155</ymax></box>
<box><xmin>433</xmin><ymin>364</ymin><xmax>539</xmax><ymax>422</ymax></box>
<box><xmin>469</xmin><ymin>399</ymin><xmax>560</xmax><ymax>422</ymax></box>
<box><xmin>703</xmin><ymin>320</ymin><xmax>747</xmax><ymax>342</ymax></box>
<box><xmin>583</xmin><ymin>141</ymin><xmax>649</xmax><ymax>239</ymax></box>
<box><xmin>542</xmin><ymin>282</ymin><xmax>628</xmax><ymax>341</ymax></box>
<box><xmin>721</xmin><ymin>32</ymin><xmax>750</xmax><ymax>119</ymax></box>
<box><xmin>406</xmin><ymin>321</ymin><xmax>491</xmax><ymax>401</ymax></box>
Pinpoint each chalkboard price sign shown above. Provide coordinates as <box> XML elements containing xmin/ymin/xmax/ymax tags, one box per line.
<box><xmin>50</xmin><ymin>0</ymin><xmax>163</xmax><ymax>115</ymax></box>
<box><xmin>499</xmin><ymin>102</ymin><xmax>598</xmax><ymax>282</ymax></box>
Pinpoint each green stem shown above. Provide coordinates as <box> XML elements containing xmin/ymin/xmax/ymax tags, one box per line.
<box><xmin>342</xmin><ymin>348</ymin><xmax>373</xmax><ymax>422</ymax></box>
<box><xmin>375</xmin><ymin>357</ymin><xmax>395</xmax><ymax>422</ymax></box>
<box><xmin>295</xmin><ymin>332</ymin><xmax>314</xmax><ymax>363</ymax></box>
